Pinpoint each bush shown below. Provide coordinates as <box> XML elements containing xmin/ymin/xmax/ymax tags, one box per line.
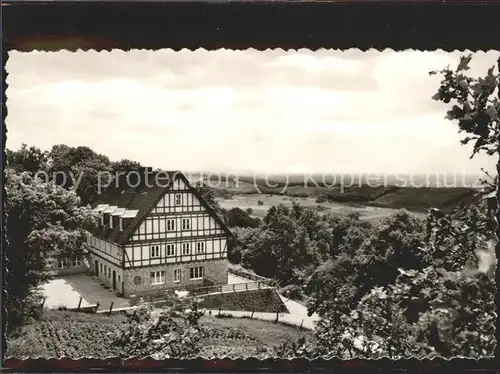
<box><xmin>315</xmin><ymin>195</ymin><xmax>327</xmax><ymax>203</ymax></box>
<box><xmin>246</xmin><ymin>207</ymin><xmax>253</xmax><ymax>215</ymax></box>
<box><xmin>257</xmin><ymin>200</ymin><xmax>264</xmax><ymax>206</ymax></box>
<box><xmin>281</xmin><ymin>284</ymin><xmax>304</xmax><ymax>300</ymax></box>
<box><xmin>229</xmin><ymin>248</ymin><xmax>242</xmax><ymax>264</ymax></box>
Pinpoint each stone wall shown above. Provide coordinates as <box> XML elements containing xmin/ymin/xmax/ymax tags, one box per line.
<box><xmin>123</xmin><ymin>258</ymin><xmax>228</xmax><ymax>298</ymax></box>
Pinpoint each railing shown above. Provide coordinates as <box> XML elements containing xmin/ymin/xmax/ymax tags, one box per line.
<box><xmin>190</xmin><ymin>281</ymin><xmax>271</xmax><ymax>297</ymax></box>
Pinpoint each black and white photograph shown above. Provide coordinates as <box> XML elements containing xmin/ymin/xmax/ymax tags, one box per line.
<box><xmin>4</xmin><ymin>49</ymin><xmax>499</xmax><ymax>360</ymax></box>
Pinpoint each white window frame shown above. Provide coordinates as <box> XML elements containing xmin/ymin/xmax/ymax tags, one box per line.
<box><xmin>151</xmin><ymin>270</ymin><xmax>165</xmax><ymax>285</ymax></box>
<box><xmin>57</xmin><ymin>258</ymin><xmax>65</xmax><ymax>268</ymax></box>
<box><xmin>175</xmin><ymin>193</ymin><xmax>182</xmax><ymax>206</ymax></box>
<box><xmin>167</xmin><ymin>219</ymin><xmax>175</xmax><ymax>231</ymax></box>
<box><xmin>174</xmin><ymin>269</ymin><xmax>181</xmax><ymax>283</ymax></box>
<box><xmin>196</xmin><ymin>242</ymin><xmax>205</xmax><ymax>254</ymax></box>
<box><xmin>119</xmin><ymin>217</ymin><xmax>123</xmax><ymax>231</ymax></box>
<box><xmin>182</xmin><ymin>243</ymin><xmax>191</xmax><ymax>255</ymax></box>
<box><xmin>150</xmin><ymin>245</ymin><xmax>161</xmax><ymax>258</ymax></box>
<box><xmin>190</xmin><ymin>266</ymin><xmax>204</xmax><ymax>280</ymax></box>
<box><xmin>72</xmin><ymin>258</ymin><xmax>81</xmax><ymax>267</ymax></box>
<box><xmin>182</xmin><ymin>218</ymin><xmax>191</xmax><ymax>231</ymax></box>
<box><xmin>110</xmin><ymin>215</ymin><xmax>113</xmax><ymax>229</ymax></box>
<box><xmin>166</xmin><ymin>244</ymin><xmax>176</xmax><ymax>256</ymax></box>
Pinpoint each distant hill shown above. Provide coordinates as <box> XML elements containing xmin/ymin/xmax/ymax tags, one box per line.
<box><xmin>189</xmin><ymin>172</ymin><xmax>483</xmax><ymax>213</ymax></box>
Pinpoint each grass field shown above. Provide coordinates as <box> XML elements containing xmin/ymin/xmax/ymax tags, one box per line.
<box><xmin>217</xmin><ymin>194</ymin><xmax>428</xmax><ymax>223</ymax></box>
<box><xmin>197</xmin><ymin>288</ymin><xmax>288</xmax><ymax>313</ymax></box>
<box><xmin>6</xmin><ymin>309</ymin><xmax>308</xmax><ymax>359</ymax></box>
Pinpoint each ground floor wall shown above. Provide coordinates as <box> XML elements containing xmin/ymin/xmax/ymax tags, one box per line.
<box><xmin>47</xmin><ymin>256</ymin><xmax>90</xmax><ymax>277</ymax></box>
<box><xmin>88</xmin><ymin>252</ymin><xmax>124</xmax><ymax>294</ymax></box>
<box><xmin>123</xmin><ymin>258</ymin><xmax>228</xmax><ymax>298</ymax></box>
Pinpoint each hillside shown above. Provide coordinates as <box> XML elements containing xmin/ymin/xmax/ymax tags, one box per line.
<box><xmin>214</xmin><ymin>182</ymin><xmax>479</xmax><ymax>213</ymax></box>
<box><xmin>6</xmin><ymin>310</ymin><xmax>309</xmax><ymax>359</ymax></box>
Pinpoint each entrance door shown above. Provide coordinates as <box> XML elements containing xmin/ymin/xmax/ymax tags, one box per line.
<box><xmin>94</xmin><ymin>260</ymin><xmax>99</xmax><ymax>276</ymax></box>
<box><xmin>112</xmin><ymin>270</ymin><xmax>117</xmax><ymax>290</ymax></box>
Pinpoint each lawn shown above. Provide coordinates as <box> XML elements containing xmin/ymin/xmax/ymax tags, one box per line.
<box><xmin>197</xmin><ymin>288</ymin><xmax>288</xmax><ymax>313</ymax></box>
<box><xmin>6</xmin><ymin>309</ymin><xmax>306</xmax><ymax>359</ymax></box>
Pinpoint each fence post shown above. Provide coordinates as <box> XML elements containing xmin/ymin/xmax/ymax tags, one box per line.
<box><xmin>220</xmin><ymin>285</ymin><xmax>223</xmax><ymax>293</ymax></box>
<box><xmin>245</xmin><ymin>283</ymin><xmax>248</xmax><ymax>291</ymax></box>
<box><xmin>258</xmin><ymin>281</ymin><xmax>261</xmax><ymax>290</ymax></box>
<box><xmin>233</xmin><ymin>284</ymin><xmax>236</xmax><ymax>293</ymax></box>
<box><xmin>275</xmin><ymin>310</ymin><xmax>279</xmax><ymax>323</ymax></box>
<box><xmin>108</xmin><ymin>301</ymin><xmax>114</xmax><ymax>316</ymax></box>
<box><xmin>41</xmin><ymin>297</ymin><xmax>46</xmax><ymax>309</ymax></box>
<box><xmin>77</xmin><ymin>297</ymin><xmax>83</xmax><ymax>310</ymax></box>
<box><xmin>300</xmin><ymin>319</ymin><xmax>304</xmax><ymax>330</ymax></box>
<box><xmin>251</xmin><ymin>309</ymin><xmax>255</xmax><ymax>319</ymax></box>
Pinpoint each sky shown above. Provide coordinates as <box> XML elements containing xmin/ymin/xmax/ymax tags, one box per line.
<box><xmin>6</xmin><ymin>49</ymin><xmax>499</xmax><ymax>176</ymax></box>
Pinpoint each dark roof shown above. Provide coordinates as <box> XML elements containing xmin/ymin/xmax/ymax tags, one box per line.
<box><xmin>91</xmin><ymin>170</ymin><xmax>232</xmax><ymax>246</ymax></box>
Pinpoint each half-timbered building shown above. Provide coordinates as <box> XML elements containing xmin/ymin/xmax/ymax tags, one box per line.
<box><xmin>87</xmin><ymin>168</ymin><xmax>232</xmax><ymax>298</ymax></box>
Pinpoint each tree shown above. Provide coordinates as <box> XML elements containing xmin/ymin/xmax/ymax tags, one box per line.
<box><xmin>194</xmin><ymin>181</ymin><xmax>221</xmax><ymax>213</ymax></box>
<box><xmin>5</xmin><ymin>170</ymin><xmax>97</xmax><ymax>332</ymax></box>
<box><xmin>6</xmin><ymin>144</ymin><xmax>49</xmax><ymax>174</ymax></box>
<box><xmin>281</xmin><ymin>54</ymin><xmax>499</xmax><ymax>359</ymax></box>
<box><xmin>47</xmin><ymin>144</ymin><xmax>113</xmax><ymax>205</ymax></box>
<box><xmin>115</xmin><ymin>297</ymin><xmax>204</xmax><ymax>359</ymax></box>
<box><xmin>430</xmin><ymin>55</ymin><xmax>500</xmax><ymax>161</ymax></box>
<box><xmin>110</xmin><ymin>159</ymin><xmax>142</xmax><ymax>173</ymax></box>
<box><xmin>224</xmin><ymin>207</ymin><xmax>260</xmax><ymax>228</ymax></box>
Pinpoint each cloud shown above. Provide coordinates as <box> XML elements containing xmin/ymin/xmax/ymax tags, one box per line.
<box><xmin>5</xmin><ymin>49</ymin><xmax>499</xmax><ymax>175</ymax></box>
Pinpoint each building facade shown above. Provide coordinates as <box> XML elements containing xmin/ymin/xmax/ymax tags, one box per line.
<box><xmin>47</xmin><ymin>256</ymin><xmax>88</xmax><ymax>276</ymax></box>
<box><xmin>87</xmin><ymin>168</ymin><xmax>231</xmax><ymax>298</ymax></box>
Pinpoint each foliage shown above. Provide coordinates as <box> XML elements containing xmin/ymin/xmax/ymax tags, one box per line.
<box><xmin>195</xmin><ymin>181</ymin><xmax>221</xmax><ymax>213</ymax></box>
<box><xmin>116</xmin><ymin>297</ymin><xmax>204</xmax><ymax>359</ymax></box>
<box><xmin>277</xmin><ymin>54</ymin><xmax>498</xmax><ymax>359</ymax></box>
<box><xmin>5</xmin><ymin>170</ymin><xmax>98</xmax><ymax>332</ymax></box>
<box><xmin>430</xmin><ymin>55</ymin><xmax>500</xmax><ymax>160</ymax></box>
<box><xmin>224</xmin><ymin>207</ymin><xmax>260</xmax><ymax>228</ymax></box>
<box><xmin>6</xmin><ymin>144</ymin><xmax>49</xmax><ymax>174</ymax></box>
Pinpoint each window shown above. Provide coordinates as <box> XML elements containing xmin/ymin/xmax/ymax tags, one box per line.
<box><xmin>118</xmin><ymin>275</ymin><xmax>121</xmax><ymax>283</ymax></box>
<box><xmin>166</xmin><ymin>244</ymin><xmax>176</xmax><ymax>256</ymax></box>
<box><xmin>196</xmin><ymin>242</ymin><xmax>205</xmax><ymax>254</ymax></box>
<box><xmin>100</xmin><ymin>212</ymin><xmax>104</xmax><ymax>225</ymax></box>
<box><xmin>134</xmin><ymin>276</ymin><xmax>142</xmax><ymax>285</ymax></box>
<box><xmin>174</xmin><ymin>269</ymin><xmax>181</xmax><ymax>283</ymax></box>
<box><xmin>119</xmin><ymin>217</ymin><xmax>123</xmax><ymax>231</ymax></box>
<box><xmin>151</xmin><ymin>271</ymin><xmax>165</xmax><ymax>285</ymax></box>
<box><xmin>175</xmin><ymin>193</ymin><xmax>182</xmax><ymax>206</ymax></box>
<box><xmin>182</xmin><ymin>243</ymin><xmax>191</xmax><ymax>255</ymax></box>
<box><xmin>110</xmin><ymin>216</ymin><xmax>113</xmax><ymax>229</ymax></box>
<box><xmin>72</xmin><ymin>258</ymin><xmax>81</xmax><ymax>267</ymax></box>
<box><xmin>100</xmin><ymin>263</ymin><xmax>103</xmax><ymax>273</ymax></box>
<box><xmin>57</xmin><ymin>259</ymin><xmax>65</xmax><ymax>268</ymax></box>
<box><xmin>190</xmin><ymin>266</ymin><xmax>204</xmax><ymax>280</ymax></box>
<box><xmin>182</xmin><ymin>218</ymin><xmax>191</xmax><ymax>230</ymax></box>
<box><xmin>108</xmin><ymin>268</ymin><xmax>111</xmax><ymax>278</ymax></box>
<box><xmin>167</xmin><ymin>219</ymin><xmax>175</xmax><ymax>231</ymax></box>
<box><xmin>104</xmin><ymin>265</ymin><xmax>107</xmax><ymax>274</ymax></box>
<box><xmin>150</xmin><ymin>245</ymin><xmax>160</xmax><ymax>258</ymax></box>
